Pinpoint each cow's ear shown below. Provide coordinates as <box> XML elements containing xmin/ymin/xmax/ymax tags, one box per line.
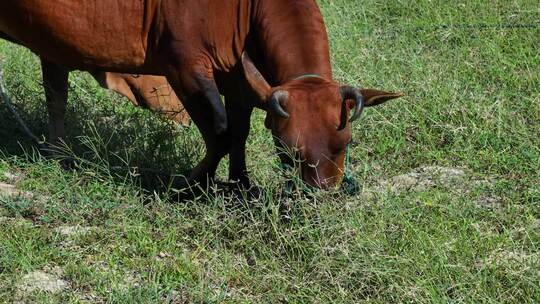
<box><xmin>360</xmin><ymin>89</ymin><xmax>404</xmax><ymax>107</ymax></box>
<box><xmin>242</xmin><ymin>52</ymin><xmax>272</xmax><ymax>101</ymax></box>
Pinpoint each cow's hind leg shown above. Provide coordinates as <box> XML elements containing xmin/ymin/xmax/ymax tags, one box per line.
<box><xmin>41</xmin><ymin>58</ymin><xmax>69</xmax><ymax>147</ymax></box>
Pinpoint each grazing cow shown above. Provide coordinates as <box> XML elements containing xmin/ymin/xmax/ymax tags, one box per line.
<box><xmin>0</xmin><ymin>0</ymin><xmax>402</xmax><ymax>190</ymax></box>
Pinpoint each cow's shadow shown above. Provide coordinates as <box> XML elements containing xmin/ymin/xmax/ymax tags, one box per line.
<box><xmin>0</xmin><ymin>81</ymin><xmax>205</xmax><ymax>197</ymax></box>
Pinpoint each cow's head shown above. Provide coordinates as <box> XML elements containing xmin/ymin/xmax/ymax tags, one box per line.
<box><xmin>242</xmin><ymin>53</ymin><xmax>403</xmax><ymax>189</ymax></box>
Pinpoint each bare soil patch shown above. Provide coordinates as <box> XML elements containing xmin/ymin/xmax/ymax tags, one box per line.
<box><xmin>16</xmin><ymin>266</ymin><xmax>70</xmax><ymax>297</ymax></box>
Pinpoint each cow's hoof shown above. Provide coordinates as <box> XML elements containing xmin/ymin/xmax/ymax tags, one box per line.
<box><xmin>169</xmin><ymin>179</ymin><xmax>206</xmax><ymax>202</ymax></box>
<box><xmin>230</xmin><ymin>181</ymin><xmax>262</xmax><ymax>202</ymax></box>
<box><xmin>169</xmin><ymin>176</ymin><xmax>221</xmax><ymax>202</ymax></box>
<box><xmin>59</xmin><ymin>157</ymin><xmax>77</xmax><ymax>170</ymax></box>
<box><xmin>41</xmin><ymin>148</ymin><xmax>77</xmax><ymax>170</ymax></box>
<box><xmin>39</xmin><ymin>142</ymin><xmax>76</xmax><ymax>170</ymax></box>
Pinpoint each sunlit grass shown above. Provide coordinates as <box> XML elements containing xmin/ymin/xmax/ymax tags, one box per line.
<box><xmin>1</xmin><ymin>0</ymin><xmax>539</xmax><ymax>302</ymax></box>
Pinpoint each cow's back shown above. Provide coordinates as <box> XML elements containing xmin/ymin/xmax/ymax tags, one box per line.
<box><xmin>0</xmin><ymin>0</ymin><xmax>155</xmax><ymax>70</ymax></box>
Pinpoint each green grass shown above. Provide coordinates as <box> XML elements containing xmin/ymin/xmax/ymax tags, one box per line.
<box><xmin>1</xmin><ymin>0</ymin><xmax>539</xmax><ymax>302</ymax></box>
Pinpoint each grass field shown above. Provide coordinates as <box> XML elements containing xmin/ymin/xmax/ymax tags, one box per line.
<box><xmin>1</xmin><ymin>0</ymin><xmax>539</xmax><ymax>302</ymax></box>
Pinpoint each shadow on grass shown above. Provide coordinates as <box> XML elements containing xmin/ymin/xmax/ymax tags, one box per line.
<box><xmin>0</xmin><ymin>97</ymin><xmax>353</xmax><ymax>205</ymax></box>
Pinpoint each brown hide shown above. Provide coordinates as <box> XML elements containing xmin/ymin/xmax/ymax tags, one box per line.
<box><xmin>93</xmin><ymin>73</ymin><xmax>191</xmax><ymax>127</ymax></box>
<box><xmin>0</xmin><ymin>1</ymin><xmax>159</xmax><ymax>70</ymax></box>
<box><xmin>251</xmin><ymin>0</ymin><xmax>333</xmax><ymax>83</ymax></box>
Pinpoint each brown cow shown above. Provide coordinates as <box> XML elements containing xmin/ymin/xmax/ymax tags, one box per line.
<box><xmin>0</xmin><ymin>0</ymin><xmax>402</xmax><ymax>190</ymax></box>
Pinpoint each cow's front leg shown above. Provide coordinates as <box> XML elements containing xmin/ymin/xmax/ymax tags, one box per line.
<box><xmin>167</xmin><ymin>69</ymin><xmax>229</xmax><ymax>187</ymax></box>
<box><xmin>225</xmin><ymin>96</ymin><xmax>253</xmax><ymax>189</ymax></box>
<box><xmin>41</xmin><ymin>58</ymin><xmax>69</xmax><ymax>147</ymax></box>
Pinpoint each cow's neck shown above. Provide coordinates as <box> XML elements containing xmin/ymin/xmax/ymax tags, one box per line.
<box><xmin>251</xmin><ymin>0</ymin><xmax>333</xmax><ymax>85</ymax></box>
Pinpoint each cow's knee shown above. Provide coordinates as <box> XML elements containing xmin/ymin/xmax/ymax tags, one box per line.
<box><xmin>165</xmin><ymin>60</ymin><xmax>227</xmax><ymax>135</ymax></box>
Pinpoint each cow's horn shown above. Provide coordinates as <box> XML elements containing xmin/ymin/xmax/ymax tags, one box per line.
<box><xmin>269</xmin><ymin>90</ymin><xmax>290</xmax><ymax>118</ymax></box>
<box><xmin>338</xmin><ymin>86</ymin><xmax>365</xmax><ymax>130</ymax></box>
